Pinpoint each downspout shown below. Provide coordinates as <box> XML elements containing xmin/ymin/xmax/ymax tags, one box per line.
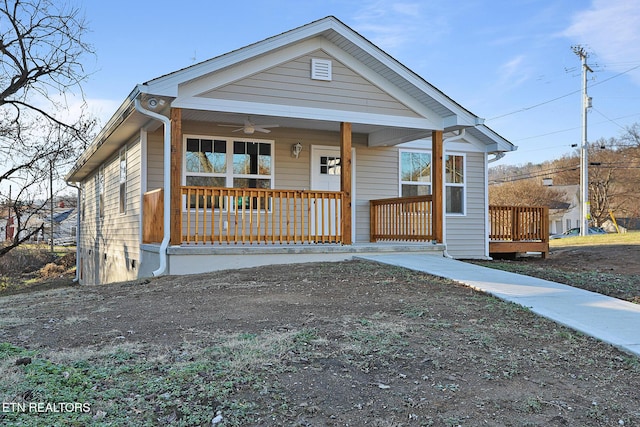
<box><xmin>134</xmin><ymin>97</ymin><xmax>171</xmax><ymax>277</ymax></box>
<box><xmin>441</xmin><ymin>129</ymin><xmax>466</xmax><ymax>259</ymax></box>
<box><xmin>67</xmin><ymin>182</ymin><xmax>81</xmax><ymax>282</ymax></box>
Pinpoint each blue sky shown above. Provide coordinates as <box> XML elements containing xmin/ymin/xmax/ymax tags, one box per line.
<box><xmin>79</xmin><ymin>0</ymin><xmax>640</xmax><ymax>167</ymax></box>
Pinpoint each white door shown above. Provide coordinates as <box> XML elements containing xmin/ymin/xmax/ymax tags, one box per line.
<box><xmin>311</xmin><ymin>147</ymin><xmax>340</xmax><ymax>240</ymax></box>
<box><xmin>310</xmin><ymin>146</ymin><xmax>355</xmax><ymax>242</ymax></box>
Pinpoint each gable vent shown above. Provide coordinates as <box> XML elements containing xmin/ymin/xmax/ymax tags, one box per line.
<box><xmin>311</xmin><ymin>58</ymin><xmax>332</xmax><ymax>81</ymax></box>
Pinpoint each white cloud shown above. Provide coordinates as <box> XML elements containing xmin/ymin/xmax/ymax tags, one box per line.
<box><xmin>564</xmin><ymin>0</ymin><xmax>640</xmax><ymax>84</ymax></box>
<box><xmin>351</xmin><ymin>1</ymin><xmax>448</xmax><ymax>50</ymax></box>
<box><xmin>498</xmin><ymin>55</ymin><xmax>532</xmax><ymax>88</ymax></box>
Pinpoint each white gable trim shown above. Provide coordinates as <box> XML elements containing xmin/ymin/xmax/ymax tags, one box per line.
<box><xmin>144</xmin><ymin>17</ymin><xmax>479</xmax><ymax>128</ymax></box>
<box><xmin>175</xmin><ymin>38</ymin><xmax>444</xmax><ymax>130</ymax></box>
<box><xmin>172</xmin><ymin>97</ymin><xmax>434</xmax><ymax>129</ymax></box>
<box><xmin>178</xmin><ymin>38</ymin><xmax>323</xmax><ymax>99</ymax></box>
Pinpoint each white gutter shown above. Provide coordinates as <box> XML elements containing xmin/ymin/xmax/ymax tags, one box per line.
<box><xmin>488</xmin><ymin>152</ymin><xmax>505</xmax><ymax>163</ymax></box>
<box><xmin>134</xmin><ymin>96</ymin><xmax>171</xmax><ymax>277</ymax></box>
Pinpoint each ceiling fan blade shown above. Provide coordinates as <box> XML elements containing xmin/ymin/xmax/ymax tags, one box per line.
<box><xmin>253</xmin><ymin>127</ymin><xmax>271</xmax><ymax>133</ymax></box>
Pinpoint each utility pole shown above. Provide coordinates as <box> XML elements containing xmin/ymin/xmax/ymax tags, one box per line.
<box><xmin>50</xmin><ymin>159</ymin><xmax>54</xmax><ymax>253</ymax></box>
<box><xmin>573</xmin><ymin>45</ymin><xmax>593</xmax><ymax>237</ymax></box>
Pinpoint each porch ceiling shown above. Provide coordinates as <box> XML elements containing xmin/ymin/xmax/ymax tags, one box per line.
<box><xmin>184</xmin><ymin>109</ymin><xmax>388</xmax><ymax>134</ymax></box>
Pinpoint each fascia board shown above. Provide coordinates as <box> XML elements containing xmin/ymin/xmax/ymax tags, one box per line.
<box><xmin>172</xmin><ymin>97</ymin><xmax>434</xmax><ymax>129</ymax></box>
<box><xmin>180</xmin><ymin>38</ymin><xmax>326</xmax><ymax>99</ymax></box>
<box><xmin>476</xmin><ymin>125</ymin><xmax>516</xmax><ymax>152</ymax></box>
<box><xmin>143</xmin><ymin>19</ymin><xmax>340</xmax><ymax>97</ymax></box>
<box><xmin>327</xmin><ymin>24</ymin><xmax>480</xmax><ymax>127</ymax></box>
<box><xmin>320</xmin><ymin>41</ymin><xmax>442</xmax><ymax>129</ymax></box>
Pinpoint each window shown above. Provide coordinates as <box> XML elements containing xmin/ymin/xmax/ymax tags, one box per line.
<box><xmin>320</xmin><ymin>156</ymin><xmax>341</xmax><ymax>175</ymax></box>
<box><xmin>119</xmin><ymin>147</ymin><xmax>127</xmax><ymax>214</ymax></box>
<box><xmin>445</xmin><ymin>154</ymin><xmax>465</xmax><ymax>214</ymax></box>
<box><xmin>400</xmin><ymin>150</ymin><xmax>431</xmax><ymax>197</ymax></box>
<box><xmin>184</xmin><ymin>136</ymin><xmax>273</xmax><ymax>210</ymax></box>
<box><xmin>98</xmin><ymin>165</ymin><xmax>105</xmax><ymax>218</ymax></box>
<box><xmin>81</xmin><ymin>183</ymin><xmax>85</xmax><ymax>221</ymax></box>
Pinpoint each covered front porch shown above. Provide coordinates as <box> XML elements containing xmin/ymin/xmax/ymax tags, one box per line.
<box><xmin>142</xmin><ymin>182</ymin><xmax>440</xmax><ymax>247</ymax></box>
<box><xmin>141</xmin><ymin>106</ymin><xmax>447</xmax><ymax>248</ymax></box>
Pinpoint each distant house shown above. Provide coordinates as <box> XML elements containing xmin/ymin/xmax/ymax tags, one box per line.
<box><xmin>548</xmin><ymin>185</ymin><xmax>580</xmax><ymax>235</ymax></box>
<box><xmin>66</xmin><ymin>16</ymin><xmax>516</xmax><ymax>285</ymax></box>
<box><xmin>41</xmin><ymin>208</ymin><xmax>78</xmax><ymax>245</ymax></box>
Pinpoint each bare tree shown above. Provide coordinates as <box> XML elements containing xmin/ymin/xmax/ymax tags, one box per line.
<box><xmin>0</xmin><ymin>0</ymin><xmax>95</xmax><ymax>256</ymax></box>
<box><xmin>489</xmin><ymin>179</ymin><xmax>569</xmax><ymax>208</ymax></box>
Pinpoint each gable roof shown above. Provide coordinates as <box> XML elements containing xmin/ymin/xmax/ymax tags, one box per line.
<box><xmin>67</xmin><ymin>16</ymin><xmax>514</xmax><ymax>182</ymax></box>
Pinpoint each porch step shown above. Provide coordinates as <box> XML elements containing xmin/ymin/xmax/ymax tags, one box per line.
<box><xmin>167</xmin><ymin>242</ymin><xmax>445</xmax><ymax>256</ymax></box>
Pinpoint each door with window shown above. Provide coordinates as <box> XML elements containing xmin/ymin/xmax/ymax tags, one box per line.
<box><xmin>310</xmin><ymin>147</ymin><xmax>341</xmax><ymax>240</ymax></box>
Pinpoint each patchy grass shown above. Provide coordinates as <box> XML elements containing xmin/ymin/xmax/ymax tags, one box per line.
<box><xmin>550</xmin><ymin>230</ymin><xmax>640</xmax><ymax>247</ymax></box>
<box><xmin>2</xmin><ymin>258</ymin><xmax>640</xmax><ymax>425</ymax></box>
<box><xmin>0</xmin><ymin>246</ymin><xmax>75</xmax><ymax>295</ymax></box>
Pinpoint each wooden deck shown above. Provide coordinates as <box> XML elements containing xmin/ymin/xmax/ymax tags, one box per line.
<box><xmin>489</xmin><ymin>205</ymin><xmax>549</xmax><ymax>258</ymax></box>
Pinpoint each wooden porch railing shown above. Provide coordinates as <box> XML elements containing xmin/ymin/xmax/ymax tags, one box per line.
<box><xmin>181</xmin><ymin>186</ymin><xmax>343</xmax><ymax>244</ymax></box>
<box><xmin>489</xmin><ymin>205</ymin><xmax>549</xmax><ymax>258</ymax></box>
<box><xmin>370</xmin><ymin>195</ymin><xmax>433</xmax><ymax>242</ymax></box>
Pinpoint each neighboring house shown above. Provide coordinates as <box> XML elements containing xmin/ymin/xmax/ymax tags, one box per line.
<box><xmin>41</xmin><ymin>208</ymin><xmax>78</xmax><ymax>245</ymax></box>
<box><xmin>66</xmin><ymin>16</ymin><xmax>516</xmax><ymax>285</ymax></box>
<box><xmin>548</xmin><ymin>184</ymin><xmax>580</xmax><ymax>235</ymax></box>
<box><xmin>1</xmin><ymin>208</ymin><xmax>43</xmax><ymax>242</ymax></box>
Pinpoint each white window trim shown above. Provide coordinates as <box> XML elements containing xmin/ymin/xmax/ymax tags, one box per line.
<box><xmin>398</xmin><ymin>149</ymin><xmax>467</xmax><ymax>216</ymax></box>
<box><xmin>398</xmin><ymin>148</ymin><xmax>432</xmax><ymax>196</ymax></box>
<box><xmin>182</xmin><ymin>134</ymin><xmax>275</xmax><ymax>212</ymax></box>
<box><xmin>445</xmin><ymin>152</ymin><xmax>466</xmax><ymax>216</ymax></box>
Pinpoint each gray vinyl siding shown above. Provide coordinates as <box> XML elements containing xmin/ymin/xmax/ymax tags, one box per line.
<box><xmin>78</xmin><ymin>137</ymin><xmax>142</xmax><ymax>284</ymax></box>
<box><xmin>201</xmin><ymin>50</ymin><xmax>419</xmax><ymax>118</ymax></box>
<box><xmin>445</xmin><ymin>151</ymin><xmax>487</xmax><ymax>259</ymax></box>
<box><xmin>354</xmin><ymin>146</ymin><xmax>399</xmax><ymax>242</ymax></box>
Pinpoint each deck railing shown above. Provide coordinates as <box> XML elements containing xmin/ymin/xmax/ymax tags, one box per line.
<box><xmin>489</xmin><ymin>205</ymin><xmax>549</xmax><ymax>242</ymax></box>
<box><xmin>181</xmin><ymin>186</ymin><xmax>343</xmax><ymax>244</ymax></box>
<box><xmin>370</xmin><ymin>195</ymin><xmax>433</xmax><ymax>242</ymax></box>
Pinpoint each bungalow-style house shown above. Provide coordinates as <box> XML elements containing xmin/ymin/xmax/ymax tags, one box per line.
<box><xmin>66</xmin><ymin>16</ymin><xmax>516</xmax><ymax>285</ymax></box>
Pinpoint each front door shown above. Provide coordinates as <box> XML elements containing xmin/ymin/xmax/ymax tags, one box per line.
<box><xmin>309</xmin><ymin>146</ymin><xmax>341</xmax><ymax>241</ymax></box>
<box><xmin>310</xmin><ymin>146</ymin><xmax>355</xmax><ymax>242</ymax></box>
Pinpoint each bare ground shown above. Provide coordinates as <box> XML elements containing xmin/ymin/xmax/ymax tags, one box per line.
<box><xmin>1</xmin><ymin>245</ymin><xmax>640</xmax><ymax>426</ymax></box>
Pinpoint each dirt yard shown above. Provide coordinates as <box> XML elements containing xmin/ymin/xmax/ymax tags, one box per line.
<box><xmin>1</xmin><ymin>244</ymin><xmax>640</xmax><ymax>426</ymax></box>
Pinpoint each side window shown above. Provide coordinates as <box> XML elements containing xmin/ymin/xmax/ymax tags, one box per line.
<box><xmin>445</xmin><ymin>154</ymin><xmax>465</xmax><ymax>215</ymax></box>
<box><xmin>98</xmin><ymin>165</ymin><xmax>105</xmax><ymax>219</ymax></box>
<box><xmin>119</xmin><ymin>147</ymin><xmax>127</xmax><ymax>214</ymax></box>
<box><xmin>400</xmin><ymin>150</ymin><xmax>431</xmax><ymax>196</ymax></box>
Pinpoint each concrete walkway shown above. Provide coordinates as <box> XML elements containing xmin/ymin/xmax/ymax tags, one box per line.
<box><xmin>357</xmin><ymin>253</ymin><xmax>640</xmax><ymax>357</ymax></box>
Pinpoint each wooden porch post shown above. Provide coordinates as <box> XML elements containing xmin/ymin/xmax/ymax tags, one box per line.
<box><xmin>432</xmin><ymin>130</ymin><xmax>443</xmax><ymax>243</ymax></box>
<box><xmin>170</xmin><ymin>108</ymin><xmax>182</xmax><ymax>245</ymax></box>
<box><xmin>341</xmin><ymin>122</ymin><xmax>352</xmax><ymax>245</ymax></box>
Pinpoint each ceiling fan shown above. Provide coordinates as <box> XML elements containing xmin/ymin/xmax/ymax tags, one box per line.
<box><xmin>218</xmin><ymin>117</ymin><xmax>279</xmax><ymax>134</ymax></box>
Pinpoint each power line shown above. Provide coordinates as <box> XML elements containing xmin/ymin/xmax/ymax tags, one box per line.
<box><xmin>487</xmin><ymin>63</ymin><xmax>640</xmax><ymax>122</ymax></box>
<box><xmin>489</xmin><ymin>164</ymin><xmax>580</xmax><ymax>185</ymax></box>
